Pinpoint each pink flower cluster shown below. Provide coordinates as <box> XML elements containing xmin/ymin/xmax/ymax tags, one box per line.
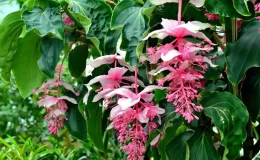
<box><xmin>34</xmin><ymin>65</ymin><xmax>77</xmax><ymax>134</ymax></box>
<box><xmin>144</xmin><ymin>18</ymin><xmax>214</xmax><ymax>122</ymax></box>
<box><xmin>205</xmin><ymin>13</ymin><xmax>220</xmax><ymax>21</ymax></box>
<box><xmin>62</xmin><ymin>14</ymin><xmax>74</xmax><ymax>26</ymax></box>
<box><xmin>85</xmin><ymin>55</ymin><xmax>165</xmax><ymax>160</ymax></box>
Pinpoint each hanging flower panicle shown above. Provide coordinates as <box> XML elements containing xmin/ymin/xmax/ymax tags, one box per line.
<box><xmin>84</xmin><ymin>55</ymin><xmax>166</xmax><ymax>160</ymax></box>
<box><xmin>33</xmin><ymin>64</ymin><xmax>77</xmax><ymax>135</ymax></box>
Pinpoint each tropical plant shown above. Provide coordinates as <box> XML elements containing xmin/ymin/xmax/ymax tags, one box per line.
<box><xmin>1</xmin><ymin>0</ymin><xmax>260</xmax><ymax>159</ymax></box>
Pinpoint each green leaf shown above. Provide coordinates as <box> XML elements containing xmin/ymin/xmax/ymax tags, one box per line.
<box><xmin>158</xmin><ymin>124</ymin><xmax>187</xmax><ymax>160</ymax></box>
<box><xmin>200</xmin><ymin>80</ymin><xmax>227</xmax><ymax>99</ymax></box>
<box><xmin>0</xmin><ymin>11</ymin><xmax>24</xmax><ymax>81</ymax></box>
<box><xmin>67</xmin><ymin>0</ymin><xmax>112</xmax><ymax>54</ymax></box>
<box><xmin>12</xmin><ymin>31</ymin><xmax>46</xmax><ymax>98</ymax></box>
<box><xmin>22</xmin><ymin>7</ymin><xmax>64</xmax><ymax>40</ymax></box>
<box><xmin>204</xmin><ymin>54</ymin><xmax>225</xmax><ymax>80</ymax></box>
<box><xmin>165</xmin><ymin>131</ymin><xmax>194</xmax><ymax>160</ymax></box>
<box><xmin>103</xmin><ymin>29</ymin><xmax>121</xmax><ymax>55</ymax></box>
<box><xmin>226</xmin><ymin>20</ymin><xmax>260</xmax><ymax>85</ymax></box>
<box><xmin>233</xmin><ymin>0</ymin><xmax>251</xmax><ymax>16</ymax></box>
<box><xmin>25</xmin><ymin>0</ymin><xmax>49</xmax><ymax>11</ymax></box>
<box><xmin>242</xmin><ymin>68</ymin><xmax>260</xmax><ymax>122</ymax></box>
<box><xmin>111</xmin><ymin>0</ymin><xmax>154</xmax><ymax>66</ymax></box>
<box><xmin>84</xmin><ymin>91</ymin><xmax>104</xmax><ymax>151</ymax></box>
<box><xmin>201</xmin><ymin>92</ymin><xmax>249</xmax><ymax>159</ymax></box>
<box><xmin>64</xmin><ymin>98</ymin><xmax>88</xmax><ymax>143</ymax></box>
<box><xmin>38</xmin><ymin>37</ymin><xmax>64</xmax><ymax>78</ymax></box>
<box><xmin>68</xmin><ymin>45</ymin><xmax>89</xmax><ymax>78</ymax></box>
<box><xmin>205</xmin><ymin>0</ymin><xmax>253</xmax><ymax>18</ymax></box>
<box><xmin>73</xmin><ymin>13</ymin><xmax>91</xmax><ymax>34</ymax></box>
<box><xmin>188</xmin><ymin>129</ymin><xmax>220</xmax><ymax>160</ymax></box>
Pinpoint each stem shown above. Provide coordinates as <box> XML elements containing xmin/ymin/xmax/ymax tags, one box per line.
<box><xmin>178</xmin><ymin>0</ymin><xmax>183</xmax><ymax>25</ymax></box>
<box><xmin>63</xmin><ymin>5</ymin><xmax>82</xmax><ymax>27</ymax></box>
<box><xmin>212</xmin><ymin>33</ymin><xmax>226</xmax><ymax>51</ymax></box>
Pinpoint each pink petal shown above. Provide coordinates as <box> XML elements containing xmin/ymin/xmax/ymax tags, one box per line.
<box><xmin>141</xmin><ymin>93</ymin><xmax>154</xmax><ymax>102</ymax></box>
<box><xmin>51</xmin><ymin>108</ymin><xmax>65</xmax><ymax>117</ymax></box>
<box><xmin>139</xmin><ymin>85</ymin><xmax>165</xmax><ymax>95</ymax></box>
<box><xmin>143</xmin><ymin>29</ymin><xmax>169</xmax><ymax>40</ymax></box>
<box><xmin>110</xmin><ymin>105</ymin><xmax>122</xmax><ymax>118</ymax></box>
<box><xmin>105</xmin><ymin>88</ymin><xmax>136</xmax><ymax>99</ymax></box>
<box><xmin>88</xmin><ymin>75</ymin><xmax>109</xmax><ymax>86</ymax></box>
<box><xmin>150</xmin><ymin>134</ymin><xmax>161</xmax><ymax>146</ymax></box>
<box><xmin>189</xmin><ymin>0</ymin><xmax>205</xmax><ymax>7</ymax></box>
<box><xmin>122</xmin><ymin>76</ymin><xmax>145</xmax><ymax>87</ymax></box>
<box><xmin>59</xmin><ymin>80</ymin><xmax>77</xmax><ymax>95</ymax></box>
<box><xmin>117</xmin><ymin>56</ymin><xmax>135</xmax><ymax>71</ymax></box>
<box><xmin>38</xmin><ymin>96</ymin><xmax>59</xmax><ymax>108</ymax></box>
<box><xmin>88</xmin><ymin>55</ymin><xmax>116</xmax><ymax>68</ymax></box>
<box><xmin>161</xmin><ymin>49</ymin><xmax>181</xmax><ymax>61</ymax></box>
<box><xmin>108</xmin><ymin>67</ymin><xmax>127</xmax><ymax>78</ymax></box>
<box><xmin>149</xmin><ymin>0</ymin><xmax>178</xmax><ymax>5</ymax></box>
<box><xmin>59</xmin><ymin>96</ymin><xmax>77</xmax><ymax>104</ymax></box>
<box><xmin>161</xmin><ymin>19</ymin><xmax>181</xmax><ymax>33</ymax></box>
<box><xmin>138</xmin><ymin>111</ymin><xmax>149</xmax><ymax>123</ymax></box>
<box><xmin>118</xmin><ymin>97</ymin><xmax>141</xmax><ymax>110</ymax></box>
<box><xmin>93</xmin><ymin>88</ymin><xmax>112</xmax><ymax>102</ymax></box>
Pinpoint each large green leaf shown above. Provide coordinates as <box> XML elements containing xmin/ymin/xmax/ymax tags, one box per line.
<box><xmin>188</xmin><ymin>129</ymin><xmax>220</xmax><ymax>160</ymax></box>
<box><xmin>233</xmin><ymin>0</ymin><xmax>251</xmax><ymax>16</ymax></box>
<box><xmin>0</xmin><ymin>11</ymin><xmax>24</xmax><ymax>81</ymax></box>
<box><xmin>242</xmin><ymin>68</ymin><xmax>260</xmax><ymax>122</ymax></box>
<box><xmin>65</xmin><ymin>0</ymin><xmax>112</xmax><ymax>54</ymax></box>
<box><xmin>22</xmin><ymin>7</ymin><xmax>64</xmax><ymax>40</ymax></box>
<box><xmin>65</xmin><ymin>95</ymin><xmax>88</xmax><ymax>143</ymax></box>
<box><xmin>111</xmin><ymin>0</ymin><xmax>154</xmax><ymax>66</ymax></box>
<box><xmin>103</xmin><ymin>29</ymin><xmax>121</xmax><ymax>55</ymax></box>
<box><xmin>201</xmin><ymin>92</ymin><xmax>249</xmax><ymax>159</ymax></box>
<box><xmin>205</xmin><ymin>0</ymin><xmax>253</xmax><ymax>18</ymax></box>
<box><xmin>38</xmin><ymin>37</ymin><xmax>64</xmax><ymax>78</ymax></box>
<box><xmin>68</xmin><ymin>44</ymin><xmax>89</xmax><ymax>78</ymax></box>
<box><xmin>83</xmin><ymin>91</ymin><xmax>104</xmax><ymax>151</ymax></box>
<box><xmin>226</xmin><ymin>20</ymin><xmax>260</xmax><ymax>86</ymax></box>
<box><xmin>165</xmin><ymin>131</ymin><xmax>194</xmax><ymax>160</ymax></box>
<box><xmin>12</xmin><ymin>31</ymin><xmax>46</xmax><ymax>98</ymax></box>
<box><xmin>158</xmin><ymin>124</ymin><xmax>187</xmax><ymax>160</ymax></box>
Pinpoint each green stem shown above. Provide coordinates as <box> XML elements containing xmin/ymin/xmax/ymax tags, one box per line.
<box><xmin>62</xmin><ymin>4</ymin><xmax>82</xmax><ymax>27</ymax></box>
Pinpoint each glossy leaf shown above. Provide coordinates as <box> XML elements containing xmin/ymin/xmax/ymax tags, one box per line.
<box><xmin>0</xmin><ymin>11</ymin><xmax>24</xmax><ymax>81</ymax></box>
<box><xmin>22</xmin><ymin>7</ymin><xmax>64</xmax><ymax>40</ymax></box>
<box><xmin>68</xmin><ymin>45</ymin><xmax>89</xmax><ymax>78</ymax></box>
<box><xmin>65</xmin><ymin>99</ymin><xmax>88</xmax><ymax>143</ymax></box>
<box><xmin>189</xmin><ymin>129</ymin><xmax>220</xmax><ymax>160</ymax></box>
<box><xmin>233</xmin><ymin>0</ymin><xmax>251</xmax><ymax>16</ymax></box>
<box><xmin>103</xmin><ymin>29</ymin><xmax>121</xmax><ymax>55</ymax></box>
<box><xmin>204</xmin><ymin>54</ymin><xmax>225</xmax><ymax>80</ymax></box>
<box><xmin>165</xmin><ymin>131</ymin><xmax>194</xmax><ymax>160</ymax></box>
<box><xmin>205</xmin><ymin>0</ymin><xmax>248</xmax><ymax>18</ymax></box>
<box><xmin>201</xmin><ymin>92</ymin><xmax>249</xmax><ymax>159</ymax></box>
<box><xmin>226</xmin><ymin>20</ymin><xmax>260</xmax><ymax>85</ymax></box>
<box><xmin>38</xmin><ymin>37</ymin><xmax>64</xmax><ymax>78</ymax></box>
<box><xmin>242</xmin><ymin>68</ymin><xmax>260</xmax><ymax>122</ymax></box>
<box><xmin>158</xmin><ymin>124</ymin><xmax>187</xmax><ymax>160</ymax></box>
<box><xmin>111</xmin><ymin>0</ymin><xmax>154</xmax><ymax>66</ymax></box>
<box><xmin>67</xmin><ymin>0</ymin><xmax>112</xmax><ymax>54</ymax></box>
<box><xmin>84</xmin><ymin>91</ymin><xmax>104</xmax><ymax>151</ymax></box>
<box><xmin>12</xmin><ymin>31</ymin><xmax>46</xmax><ymax>98</ymax></box>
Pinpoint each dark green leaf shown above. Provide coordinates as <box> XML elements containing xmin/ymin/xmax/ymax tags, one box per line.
<box><xmin>201</xmin><ymin>92</ymin><xmax>249</xmax><ymax>159</ymax></box>
<box><xmin>205</xmin><ymin>0</ymin><xmax>248</xmax><ymax>18</ymax></box>
<box><xmin>226</xmin><ymin>20</ymin><xmax>260</xmax><ymax>85</ymax></box>
<box><xmin>84</xmin><ymin>91</ymin><xmax>104</xmax><ymax>151</ymax></box>
<box><xmin>242</xmin><ymin>68</ymin><xmax>260</xmax><ymax>122</ymax></box>
<box><xmin>22</xmin><ymin>7</ymin><xmax>64</xmax><ymax>40</ymax></box>
<box><xmin>68</xmin><ymin>45</ymin><xmax>89</xmax><ymax>78</ymax></box>
<box><xmin>0</xmin><ymin>11</ymin><xmax>24</xmax><ymax>81</ymax></box>
<box><xmin>12</xmin><ymin>31</ymin><xmax>46</xmax><ymax>98</ymax></box>
<box><xmin>165</xmin><ymin>131</ymin><xmax>194</xmax><ymax>160</ymax></box>
<box><xmin>204</xmin><ymin>54</ymin><xmax>225</xmax><ymax>80</ymax></box>
<box><xmin>158</xmin><ymin>124</ymin><xmax>187</xmax><ymax>160</ymax></box>
<box><xmin>38</xmin><ymin>37</ymin><xmax>64</xmax><ymax>78</ymax></box>
<box><xmin>65</xmin><ymin>100</ymin><xmax>88</xmax><ymax>143</ymax></box>
<box><xmin>103</xmin><ymin>29</ymin><xmax>121</xmax><ymax>55</ymax></box>
<box><xmin>233</xmin><ymin>0</ymin><xmax>251</xmax><ymax>16</ymax></box>
<box><xmin>111</xmin><ymin>0</ymin><xmax>154</xmax><ymax>66</ymax></box>
<box><xmin>154</xmin><ymin>89</ymin><xmax>166</xmax><ymax>102</ymax></box>
<box><xmin>189</xmin><ymin>129</ymin><xmax>220</xmax><ymax>160</ymax></box>
<box><xmin>67</xmin><ymin>0</ymin><xmax>112</xmax><ymax>54</ymax></box>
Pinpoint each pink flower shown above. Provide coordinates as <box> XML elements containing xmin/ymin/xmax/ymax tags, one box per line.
<box><xmin>62</xmin><ymin>14</ymin><xmax>74</xmax><ymax>26</ymax></box>
<box><xmin>205</xmin><ymin>13</ymin><xmax>220</xmax><ymax>21</ymax></box>
<box><xmin>138</xmin><ymin>103</ymin><xmax>165</xmax><ymax>123</ymax></box>
<box><xmin>105</xmin><ymin>85</ymin><xmax>165</xmax><ymax>110</ymax></box>
<box><xmin>144</xmin><ymin>19</ymin><xmax>212</xmax><ymax>43</ymax></box>
<box><xmin>37</xmin><ymin>95</ymin><xmax>77</xmax><ymax>108</ymax></box>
